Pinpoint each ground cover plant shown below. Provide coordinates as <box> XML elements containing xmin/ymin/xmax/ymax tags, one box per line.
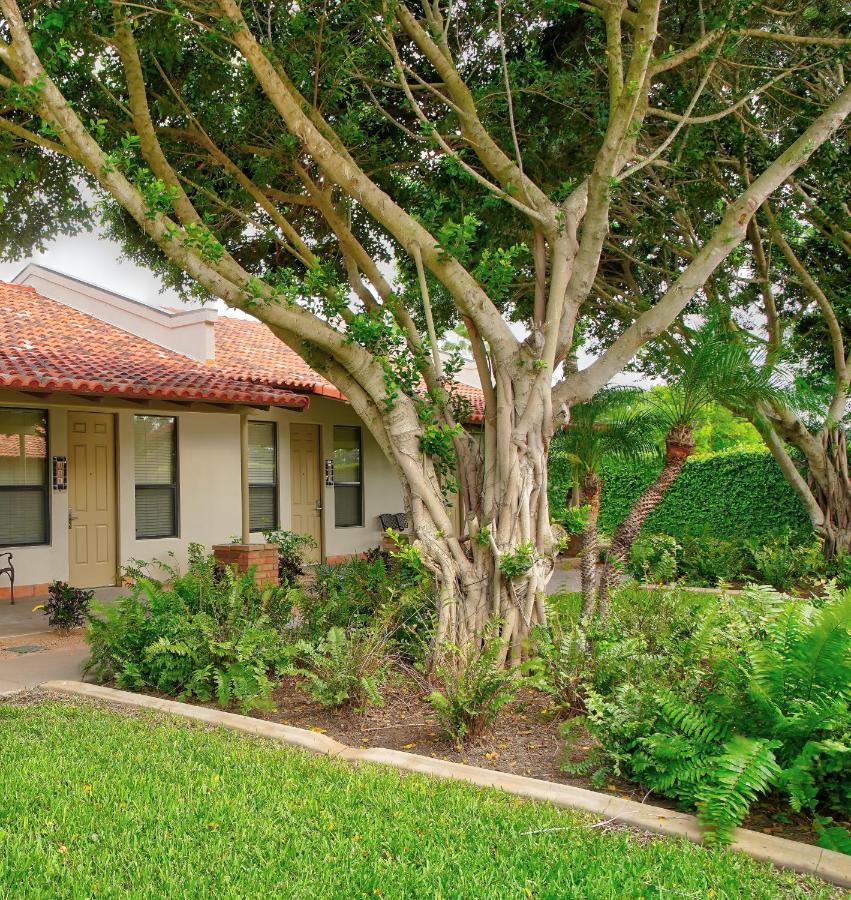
<box><xmin>0</xmin><ymin>698</ymin><xmax>841</xmax><ymax>898</ymax></box>
<box><xmin>556</xmin><ymin>585</ymin><xmax>851</xmax><ymax>850</ymax></box>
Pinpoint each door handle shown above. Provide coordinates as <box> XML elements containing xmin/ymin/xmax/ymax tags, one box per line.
<box><xmin>314</xmin><ymin>499</ymin><xmax>322</xmax><ymax>512</ymax></box>
<box><xmin>68</xmin><ymin>508</ymin><xmax>78</xmax><ymax>528</ymax></box>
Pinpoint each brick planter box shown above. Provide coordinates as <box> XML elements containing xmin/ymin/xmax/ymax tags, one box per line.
<box><xmin>212</xmin><ymin>544</ymin><xmax>279</xmax><ymax>589</ymax></box>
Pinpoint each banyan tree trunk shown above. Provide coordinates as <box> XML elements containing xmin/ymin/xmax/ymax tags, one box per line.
<box><xmin>598</xmin><ymin>425</ymin><xmax>696</xmax><ymax>615</ymax></box>
<box><xmin>408</xmin><ymin>371</ymin><xmax>557</xmax><ymax>668</ymax></box>
<box><xmin>809</xmin><ymin>427</ymin><xmax>851</xmax><ymax>560</ymax></box>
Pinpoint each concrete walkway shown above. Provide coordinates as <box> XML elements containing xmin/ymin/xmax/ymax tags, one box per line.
<box><xmin>0</xmin><ymin>586</ymin><xmax>120</xmax><ymax>697</ymax></box>
<box><xmin>0</xmin><ymin>586</ymin><xmax>122</xmax><ymax>638</ymax></box>
<box><xmin>0</xmin><ymin>645</ymin><xmax>91</xmax><ymax>697</ymax></box>
<box><xmin>547</xmin><ymin>561</ymin><xmax>582</xmax><ymax>594</ymax></box>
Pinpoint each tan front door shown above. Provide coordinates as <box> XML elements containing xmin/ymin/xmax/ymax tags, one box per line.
<box><xmin>290</xmin><ymin>423</ymin><xmax>322</xmax><ymax>562</ymax></box>
<box><xmin>68</xmin><ymin>411</ymin><xmax>117</xmax><ymax>588</ymax></box>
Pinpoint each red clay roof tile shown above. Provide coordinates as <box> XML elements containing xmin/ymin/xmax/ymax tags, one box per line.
<box><xmin>0</xmin><ymin>281</ymin><xmax>484</xmax><ymax>422</ymax></box>
<box><xmin>0</xmin><ymin>282</ymin><xmax>308</xmax><ymax>410</ymax></box>
<box><xmin>213</xmin><ymin>316</ymin><xmax>485</xmax><ymax>423</ymax></box>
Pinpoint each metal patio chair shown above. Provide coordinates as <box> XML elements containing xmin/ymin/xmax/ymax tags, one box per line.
<box><xmin>0</xmin><ymin>551</ymin><xmax>14</xmax><ymax>605</ymax></box>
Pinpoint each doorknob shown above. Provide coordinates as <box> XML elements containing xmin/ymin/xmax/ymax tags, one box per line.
<box><xmin>68</xmin><ymin>508</ymin><xmax>78</xmax><ymax>528</ymax></box>
<box><xmin>314</xmin><ymin>499</ymin><xmax>322</xmax><ymax>512</ymax></box>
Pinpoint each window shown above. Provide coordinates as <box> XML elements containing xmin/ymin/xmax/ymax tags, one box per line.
<box><xmin>248</xmin><ymin>421</ymin><xmax>278</xmax><ymax>532</ymax></box>
<box><xmin>134</xmin><ymin>416</ymin><xmax>178</xmax><ymax>539</ymax></box>
<box><xmin>0</xmin><ymin>408</ymin><xmax>49</xmax><ymax>546</ymax></box>
<box><xmin>333</xmin><ymin>425</ymin><xmax>363</xmax><ymax>527</ymax></box>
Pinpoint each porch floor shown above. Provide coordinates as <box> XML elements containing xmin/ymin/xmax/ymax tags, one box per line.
<box><xmin>0</xmin><ymin>587</ymin><xmax>121</xmax><ymax>697</ymax></box>
<box><xmin>0</xmin><ymin>586</ymin><xmax>122</xmax><ymax>639</ymax></box>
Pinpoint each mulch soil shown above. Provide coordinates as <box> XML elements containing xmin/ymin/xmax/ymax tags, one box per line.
<box><xmin>249</xmin><ymin>669</ymin><xmax>840</xmax><ymax>848</ymax></box>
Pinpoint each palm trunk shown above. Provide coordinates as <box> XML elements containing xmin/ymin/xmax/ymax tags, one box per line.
<box><xmin>579</xmin><ymin>472</ymin><xmax>602</xmax><ymax>624</ymax></box>
<box><xmin>599</xmin><ymin>426</ymin><xmax>695</xmax><ymax>614</ymax></box>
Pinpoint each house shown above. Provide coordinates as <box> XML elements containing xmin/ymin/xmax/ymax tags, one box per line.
<box><xmin>0</xmin><ymin>265</ymin><xmax>483</xmax><ymax>598</ymax></box>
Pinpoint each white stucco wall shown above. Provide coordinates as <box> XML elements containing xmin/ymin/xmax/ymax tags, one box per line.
<box><xmin>0</xmin><ymin>391</ymin><xmax>404</xmax><ymax>588</ymax></box>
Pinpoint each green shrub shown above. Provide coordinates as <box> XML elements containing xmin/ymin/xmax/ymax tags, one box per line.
<box><xmin>299</xmin><ymin>551</ymin><xmax>436</xmax><ymax>663</ymax></box>
<box><xmin>622</xmin><ymin>532</ymin><xmax>825</xmax><ymax>590</ymax></box>
<box><xmin>748</xmin><ymin>533</ymin><xmax>825</xmax><ymax>591</ymax></box>
<box><xmin>263</xmin><ymin>529</ymin><xmax>316</xmax><ymax>586</ymax></box>
<box><xmin>553</xmin><ymin>504</ymin><xmax>590</xmax><ymax>535</ymax></box>
<box><xmin>627</xmin><ymin>534</ymin><xmax>680</xmax><ymax>584</ymax></box>
<box><xmin>427</xmin><ymin>623</ymin><xmax>519</xmax><ymax>745</ymax></box>
<box><xmin>85</xmin><ymin>546</ymin><xmax>292</xmax><ymax>713</ymax></box>
<box><xmin>835</xmin><ymin>552</ymin><xmax>851</xmax><ymax>589</ymax></box>
<box><xmin>678</xmin><ymin>536</ymin><xmax>749</xmax><ymax>586</ymax></box>
<box><xmin>561</xmin><ymin>585</ymin><xmax>851</xmax><ymax>848</ymax></box>
<box><xmin>294</xmin><ymin>626</ymin><xmax>389</xmax><ymax>708</ymax></box>
<box><xmin>36</xmin><ymin>581</ymin><xmax>92</xmax><ymax>633</ymax></box>
<box><xmin>549</xmin><ymin>443</ymin><xmax>814</xmax><ymax>544</ymax></box>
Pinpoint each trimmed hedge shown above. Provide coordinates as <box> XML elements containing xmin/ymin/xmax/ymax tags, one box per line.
<box><xmin>549</xmin><ymin>447</ymin><xmax>813</xmax><ymax>541</ymax></box>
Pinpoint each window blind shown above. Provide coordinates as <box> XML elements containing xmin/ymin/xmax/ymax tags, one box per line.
<box><xmin>134</xmin><ymin>416</ymin><xmax>177</xmax><ymax>539</ymax></box>
<box><xmin>0</xmin><ymin>408</ymin><xmax>48</xmax><ymax>545</ymax></box>
<box><xmin>333</xmin><ymin>425</ymin><xmax>363</xmax><ymax>527</ymax></box>
<box><xmin>248</xmin><ymin>421</ymin><xmax>277</xmax><ymax>532</ymax></box>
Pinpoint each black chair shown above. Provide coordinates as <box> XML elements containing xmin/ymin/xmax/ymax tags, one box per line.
<box><xmin>0</xmin><ymin>551</ymin><xmax>14</xmax><ymax>605</ymax></box>
<box><xmin>378</xmin><ymin>513</ymin><xmax>408</xmax><ymax>532</ymax></box>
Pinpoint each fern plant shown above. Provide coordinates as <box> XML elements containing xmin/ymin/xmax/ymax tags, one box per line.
<box><xmin>294</xmin><ymin>626</ymin><xmax>390</xmax><ymax>709</ymax></box>
<box><xmin>562</xmin><ymin>585</ymin><xmax>851</xmax><ymax>849</ymax></box>
<box><xmin>428</xmin><ymin>621</ymin><xmax>519</xmax><ymax>745</ymax></box>
<box><xmin>85</xmin><ymin>549</ymin><xmax>292</xmax><ymax>713</ymax></box>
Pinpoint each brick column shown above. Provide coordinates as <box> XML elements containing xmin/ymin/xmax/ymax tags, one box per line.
<box><xmin>212</xmin><ymin>543</ymin><xmax>280</xmax><ymax>588</ymax></box>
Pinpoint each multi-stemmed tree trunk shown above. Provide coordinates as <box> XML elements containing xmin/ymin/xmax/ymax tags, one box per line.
<box><xmin>599</xmin><ymin>425</ymin><xmax>695</xmax><ymax>607</ymax></box>
<box><xmin>1</xmin><ymin>1</ymin><xmax>849</xmax><ymax>660</ymax></box>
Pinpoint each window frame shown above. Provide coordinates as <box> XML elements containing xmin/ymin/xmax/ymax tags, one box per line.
<box><xmin>333</xmin><ymin>424</ymin><xmax>364</xmax><ymax>529</ymax></box>
<box><xmin>248</xmin><ymin>420</ymin><xmax>279</xmax><ymax>533</ymax></box>
<box><xmin>0</xmin><ymin>406</ymin><xmax>50</xmax><ymax>548</ymax></box>
<box><xmin>134</xmin><ymin>414</ymin><xmax>179</xmax><ymax>540</ymax></box>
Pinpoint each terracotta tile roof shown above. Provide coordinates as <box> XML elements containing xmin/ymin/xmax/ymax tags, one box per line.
<box><xmin>213</xmin><ymin>316</ymin><xmax>346</xmax><ymax>401</ymax></box>
<box><xmin>0</xmin><ymin>282</ymin><xmax>309</xmax><ymax>410</ymax></box>
<box><xmin>0</xmin><ymin>280</ymin><xmax>485</xmax><ymax>422</ymax></box>
<box><xmin>214</xmin><ymin>316</ymin><xmax>485</xmax><ymax>423</ymax></box>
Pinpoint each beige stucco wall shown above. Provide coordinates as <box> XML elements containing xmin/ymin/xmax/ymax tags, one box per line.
<box><xmin>0</xmin><ymin>391</ymin><xmax>403</xmax><ymax>588</ymax></box>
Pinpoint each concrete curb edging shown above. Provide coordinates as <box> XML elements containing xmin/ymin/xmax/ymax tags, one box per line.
<box><xmin>38</xmin><ymin>680</ymin><xmax>850</xmax><ymax>889</ymax></box>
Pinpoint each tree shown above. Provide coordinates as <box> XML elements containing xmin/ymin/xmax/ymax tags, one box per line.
<box><xmin>1</xmin><ymin>1</ymin><xmax>849</xmax><ymax>661</ymax></box>
<box><xmin>578</xmin><ymin>3</ymin><xmax>851</xmax><ymax>559</ymax></box>
<box><xmin>599</xmin><ymin>329</ymin><xmax>783</xmax><ymax>602</ymax></box>
<box><xmin>556</xmin><ymin>388</ymin><xmax>656</xmax><ymax>622</ymax></box>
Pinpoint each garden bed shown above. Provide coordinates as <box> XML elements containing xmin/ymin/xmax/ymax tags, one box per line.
<box><xmin>138</xmin><ymin>669</ymin><xmax>842</xmax><ymax>850</ymax></box>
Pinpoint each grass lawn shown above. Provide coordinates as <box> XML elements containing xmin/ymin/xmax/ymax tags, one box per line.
<box><xmin>0</xmin><ymin>700</ymin><xmax>838</xmax><ymax>899</ymax></box>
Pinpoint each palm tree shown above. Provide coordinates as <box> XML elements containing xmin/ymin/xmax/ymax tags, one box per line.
<box><xmin>557</xmin><ymin>388</ymin><xmax>658</xmax><ymax>623</ymax></box>
<box><xmin>598</xmin><ymin>330</ymin><xmax>784</xmax><ymax>608</ymax></box>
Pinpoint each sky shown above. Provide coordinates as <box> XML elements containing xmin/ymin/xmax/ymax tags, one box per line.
<box><xmin>0</xmin><ymin>228</ymin><xmax>186</xmax><ymax>308</ymax></box>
